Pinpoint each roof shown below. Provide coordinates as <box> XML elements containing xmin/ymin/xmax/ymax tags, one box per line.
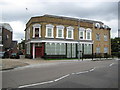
<box><xmin>0</xmin><ymin>23</ymin><xmax>13</xmax><ymax>32</ymax></box>
<box><xmin>43</xmin><ymin>14</ymin><xmax>103</xmax><ymax>24</ymax></box>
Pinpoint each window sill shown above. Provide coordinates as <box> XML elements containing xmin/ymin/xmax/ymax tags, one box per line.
<box><xmin>86</xmin><ymin>39</ymin><xmax>92</xmax><ymax>40</ymax></box>
<box><xmin>45</xmin><ymin>36</ymin><xmax>54</xmax><ymax>38</ymax></box>
<box><xmin>56</xmin><ymin>37</ymin><xmax>64</xmax><ymax>39</ymax></box>
<box><xmin>66</xmin><ymin>38</ymin><xmax>74</xmax><ymax>39</ymax></box>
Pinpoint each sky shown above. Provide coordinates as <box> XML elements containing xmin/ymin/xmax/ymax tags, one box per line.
<box><xmin>0</xmin><ymin>0</ymin><xmax>119</xmax><ymax>42</ymax></box>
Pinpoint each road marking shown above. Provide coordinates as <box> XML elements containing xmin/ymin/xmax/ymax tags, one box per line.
<box><xmin>71</xmin><ymin>73</ymin><xmax>75</xmax><ymax>75</ymax></box>
<box><xmin>89</xmin><ymin>67</ymin><xmax>96</xmax><ymax>72</ymax></box>
<box><xmin>76</xmin><ymin>71</ymin><xmax>89</xmax><ymax>74</ymax></box>
<box><xmin>54</xmin><ymin>74</ymin><xmax>70</xmax><ymax>82</ymax></box>
<box><xmin>18</xmin><ymin>80</ymin><xmax>54</xmax><ymax>88</ymax></box>
<box><xmin>19</xmin><ymin>74</ymin><xmax>70</xmax><ymax>88</ymax></box>
<box><xmin>109</xmin><ymin>63</ymin><xmax>114</xmax><ymax>67</ymax></box>
<box><xmin>18</xmin><ymin>68</ymin><xmax>96</xmax><ymax>88</ymax></box>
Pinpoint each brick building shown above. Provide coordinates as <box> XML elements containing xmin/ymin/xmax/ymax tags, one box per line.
<box><xmin>25</xmin><ymin>15</ymin><xmax>111</xmax><ymax>59</ymax></box>
<box><xmin>0</xmin><ymin>23</ymin><xmax>18</xmax><ymax>58</ymax></box>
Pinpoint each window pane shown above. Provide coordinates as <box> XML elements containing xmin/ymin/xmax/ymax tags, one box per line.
<box><xmin>80</xmin><ymin>31</ymin><xmax>83</xmax><ymax>39</ymax></box>
<box><xmin>96</xmin><ymin>47</ymin><xmax>100</xmax><ymax>53</ymax></box>
<box><xmin>104</xmin><ymin>47</ymin><xmax>108</xmax><ymax>53</ymax></box>
<box><xmin>35</xmin><ymin>28</ymin><xmax>39</xmax><ymax>37</ymax></box>
<box><xmin>104</xmin><ymin>35</ymin><xmax>107</xmax><ymax>41</ymax></box>
<box><xmin>68</xmin><ymin>31</ymin><xmax>72</xmax><ymax>38</ymax></box>
<box><xmin>87</xmin><ymin>32</ymin><xmax>90</xmax><ymax>39</ymax></box>
<box><xmin>48</xmin><ymin>28</ymin><xmax>52</xmax><ymax>37</ymax></box>
<box><xmin>96</xmin><ymin>34</ymin><xmax>100</xmax><ymax>41</ymax></box>
<box><xmin>58</xmin><ymin>29</ymin><xmax>62</xmax><ymax>37</ymax></box>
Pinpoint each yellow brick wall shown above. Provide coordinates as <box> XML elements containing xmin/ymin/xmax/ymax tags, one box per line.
<box><xmin>25</xmin><ymin>16</ymin><xmax>111</xmax><ymax>55</ymax></box>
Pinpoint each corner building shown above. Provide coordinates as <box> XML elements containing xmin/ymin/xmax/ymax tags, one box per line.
<box><xmin>25</xmin><ymin>15</ymin><xmax>111</xmax><ymax>59</ymax></box>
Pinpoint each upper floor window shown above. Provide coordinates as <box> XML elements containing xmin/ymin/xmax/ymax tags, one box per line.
<box><xmin>79</xmin><ymin>27</ymin><xmax>85</xmax><ymax>40</ymax></box>
<box><xmin>104</xmin><ymin>35</ymin><xmax>108</xmax><ymax>41</ymax></box>
<box><xmin>96</xmin><ymin>33</ymin><xmax>100</xmax><ymax>41</ymax></box>
<box><xmin>45</xmin><ymin>24</ymin><xmax>54</xmax><ymax>38</ymax></box>
<box><xmin>86</xmin><ymin>28</ymin><xmax>92</xmax><ymax>40</ymax></box>
<box><xmin>66</xmin><ymin>26</ymin><xmax>74</xmax><ymax>39</ymax></box>
<box><xmin>56</xmin><ymin>25</ymin><xmax>64</xmax><ymax>38</ymax></box>
<box><xmin>33</xmin><ymin>24</ymin><xmax>41</xmax><ymax>38</ymax></box>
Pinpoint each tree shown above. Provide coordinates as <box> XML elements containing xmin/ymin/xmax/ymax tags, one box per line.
<box><xmin>111</xmin><ymin>37</ymin><xmax>120</xmax><ymax>57</ymax></box>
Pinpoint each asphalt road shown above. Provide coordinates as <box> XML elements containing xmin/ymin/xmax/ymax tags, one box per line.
<box><xmin>1</xmin><ymin>59</ymin><xmax>119</xmax><ymax>89</ymax></box>
<box><xmin>30</xmin><ymin>63</ymin><xmax>118</xmax><ymax>88</ymax></box>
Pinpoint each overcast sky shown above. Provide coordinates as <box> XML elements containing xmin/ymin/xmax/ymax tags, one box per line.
<box><xmin>0</xmin><ymin>0</ymin><xmax>119</xmax><ymax>42</ymax></box>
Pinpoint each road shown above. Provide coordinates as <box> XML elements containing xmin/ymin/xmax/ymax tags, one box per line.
<box><xmin>1</xmin><ymin>59</ymin><xmax>119</xmax><ymax>89</ymax></box>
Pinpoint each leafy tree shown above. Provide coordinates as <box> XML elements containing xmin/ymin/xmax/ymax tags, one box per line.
<box><xmin>111</xmin><ymin>37</ymin><xmax>120</xmax><ymax>57</ymax></box>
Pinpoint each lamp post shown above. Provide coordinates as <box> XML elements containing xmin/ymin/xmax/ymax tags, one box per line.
<box><xmin>78</xmin><ymin>19</ymin><xmax>80</xmax><ymax>61</ymax></box>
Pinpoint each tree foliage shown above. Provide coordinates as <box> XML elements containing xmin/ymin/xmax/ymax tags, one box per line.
<box><xmin>111</xmin><ymin>37</ymin><xmax>120</xmax><ymax>57</ymax></box>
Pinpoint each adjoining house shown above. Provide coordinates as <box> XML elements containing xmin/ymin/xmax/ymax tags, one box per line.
<box><xmin>25</xmin><ymin>14</ymin><xmax>111</xmax><ymax>59</ymax></box>
<box><xmin>0</xmin><ymin>23</ymin><xmax>18</xmax><ymax>58</ymax></box>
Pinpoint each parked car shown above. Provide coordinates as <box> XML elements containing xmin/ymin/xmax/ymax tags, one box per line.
<box><xmin>2</xmin><ymin>51</ymin><xmax>9</xmax><ymax>58</ymax></box>
<box><xmin>0</xmin><ymin>52</ymin><xmax>4</xmax><ymax>58</ymax></box>
<box><xmin>10</xmin><ymin>53</ymin><xmax>20</xmax><ymax>59</ymax></box>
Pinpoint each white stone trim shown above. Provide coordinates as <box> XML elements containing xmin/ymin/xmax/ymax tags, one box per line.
<box><xmin>86</xmin><ymin>28</ymin><xmax>92</xmax><ymax>40</ymax></box>
<box><xmin>45</xmin><ymin>24</ymin><xmax>54</xmax><ymax>38</ymax></box>
<box><xmin>56</xmin><ymin>25</ymin><xmax>64</xmax><ymax>39</ymax></box>
<box><xmin>66</xmin><ymin>26</ymin><xmax>74</xmax><ymax>39</ymax></box>
<box><xmin>26</xmin><ymin>40</ymin><xmax>93</xmax><ymax>44</ymax></box>
<box><xmin>95</xmin><ymin>23</ymin><xmax>100</xmax><ymax>28</ymax></box>
<box><xmin>79</xmin><ymin>27</ymin><xmax>85</xmax><ymax>40</ymax></box>
<box><xmin>32</xmin><ymin>24</ymin><xmax>41</xmax><ymax>38</ymax></box>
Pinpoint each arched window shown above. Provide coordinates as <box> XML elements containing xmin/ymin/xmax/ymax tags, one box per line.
<box><xmin>79</xmin><ymin>27</ymin><xmax>85</xmax><ymax>40</ymax></box>
<box><xmin>45</xmin><ymin>24</ymin><xmax>54</xmax><ymax>38</ymax></box>
<box><xmin>56</xmin><ymin>25</ymin><xmax>64</xmax><ymax>38</ymax></box>
<box><xmin>86</xmin><ymin>28</ymin><xmax>92</xmax><ymax>40</ymax></box>
<box><xmin>32</xmin><ymin>24</ymin><xmax>41</xmax><ymax>38</ymax></box>
<box><xmin>66</xmin><ymin>26</ymin><xmax>74</xmax><ymax>39</ymax></box>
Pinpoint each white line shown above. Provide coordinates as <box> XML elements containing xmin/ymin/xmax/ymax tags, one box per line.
<box><xmin>18</xmin><ymin>80</ymin><xmax>54</xmax><ymax>88</ymax></box>
<box><xmin>18</xmin><ymin>68</ymin><xmax>96</xmax><ymax>88</ymax></box>
<box><xmin>89</xmin><ymin>67</ymin><xmax>96</xmax><ymax>72</ymax></box>
<box><xmin>72</xmin><ymin>73</ymin><xmax>75</xmax><ymax>75</ymax></box>
<box><xmin>109</xmin><ymin>63</ymin><xmax>114</xmax><ymax>67</ymax></box>
<box><xmin>76</xmin><ymin>71</ymin><xmax>89</xmax><ymax>74</ymax></box>
<box><xmin>54</xmin><ymin>74</ymin><xmax>70</xmax><ymax>82</ymax></box>
<box><xmin>19</xmin><ymin>74</ymin><xmax>70</xmax><ymax>88</ymax></box>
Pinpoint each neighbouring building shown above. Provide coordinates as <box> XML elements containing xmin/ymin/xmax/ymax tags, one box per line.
<box><xmin>25</xmin><ymin>14</ymin><xmax>111</xmax><ymax>59</ymax></box>
<box><xmin>0</xmin><ymin>23</ymin><xmax>18</xmax><ymax>58</ymax></box>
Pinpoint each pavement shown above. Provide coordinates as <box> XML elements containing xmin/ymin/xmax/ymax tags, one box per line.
<box><xmin>0</xmin><ymin>58</ymin><xmax>115</xmax><ymax>71</ymax></box>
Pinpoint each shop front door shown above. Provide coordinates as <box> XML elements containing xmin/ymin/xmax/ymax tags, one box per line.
<box><xmin>35</xmin><ymin>47</ymin><xmax>42</xmax><ymax>58</ymax></box>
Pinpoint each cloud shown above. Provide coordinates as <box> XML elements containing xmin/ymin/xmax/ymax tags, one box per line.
<box><xmin>8</xmin><ymin>21</ymin><xmax>25</xmax><ymax>41</ymax></box>
<box><xmin>1</xmin><ymin>0</ymin><xmax>119</xmax><ymax>42</ymax></box>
